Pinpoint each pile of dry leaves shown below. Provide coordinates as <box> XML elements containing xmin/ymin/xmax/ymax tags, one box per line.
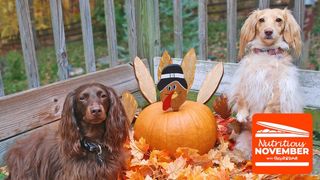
<box><xmin>0</xmin><ymin>115</ymin><xmax>318</xmax><ymax>179</ymax></box>
<box><xmin>124</xmin><ymin>115</ymin><xmax>318</xmax><ymax>179</ymax></box>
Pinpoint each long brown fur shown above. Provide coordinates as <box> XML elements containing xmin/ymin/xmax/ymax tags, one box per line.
<box><xmin>5</xmin><ymin>83</ymin><xmax>129</xmax><ymax>180</ymax></box>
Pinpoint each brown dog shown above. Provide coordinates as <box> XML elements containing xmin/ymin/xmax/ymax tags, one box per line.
<box><xmin>5</xmin><ymin>83</ymin><xmax>128</xmax><ymax>179</ymax></box>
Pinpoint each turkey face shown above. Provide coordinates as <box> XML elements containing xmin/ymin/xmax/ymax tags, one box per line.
<box><xmin>160</xmin><ymin>81</ymin><xmax>187</xmax><ymax>111</ymax></box>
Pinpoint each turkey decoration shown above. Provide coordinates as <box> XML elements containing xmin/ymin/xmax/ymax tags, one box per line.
<box><xmin>128</xmin><ymin>49</ymin><xmax>224</xmax><ymax>154</ymax></box>
<box><xmin>157</xmin><ymin>64</ymin><xmax>188</xmax><ymax>111</ymax></box>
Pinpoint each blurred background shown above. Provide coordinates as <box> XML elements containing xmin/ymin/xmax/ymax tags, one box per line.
<box><xmin>0</xmin><ymin>0</ymin><xmax>319</xmax><ymax>95</ymax></box>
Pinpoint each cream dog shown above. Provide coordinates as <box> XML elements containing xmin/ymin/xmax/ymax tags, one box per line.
<box><xmin>228</xmin><ymin>8</ymin><xmax>303</xmax><ymax>159</ymax></box>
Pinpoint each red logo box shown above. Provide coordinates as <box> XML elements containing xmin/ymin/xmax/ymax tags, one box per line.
<box><xmin>252</xmin><ymin>114</ymin><xmax>313</xmax><ymax>174</ymax></box>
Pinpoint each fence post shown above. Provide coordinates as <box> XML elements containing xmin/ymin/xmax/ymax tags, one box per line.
<box><xmin>150</xmin><ymin>0</ymin><xmax>161</xmax><ymax>70</ymax></box>
<box><xmin>293</xmin><ymin>0</ymin><xmax>305</xmax><ymax>67</ymax></box>
<box><xmin>293</xmin><ymin>0</ymin><xmax>305</xmax><ymax>27</ymax></box>
<box><xmin>15</xmin><ymin>0</ymin><xmax>40</xmax><ymax>88</ymax></box>
<box><xmin>49</xmin><ymin>0</ymin><xmax>69</xmax><ymax>80</ymax></box>
<box><xmin>0</xmin><ymin>70</ymin><xmax>4</xmax><ymax>97</ymax></box>
<box><xmin>227</xmin><ymin>0</ymin><xmax>237</xmax><ymax>63</ymax></box>
<box><xmin>80</xmin><ymin>0</ymin><xmax>96</xmax><ymax>72</ymax></box>
<box><xmin>135</xmin><ymin>0</ymin><xmax>161</xmax><ymax>75</ymax></box>
<box><xmin>198</xmin><ymin>0</ymin><xmax>208</xmax><ymax>60</ymax></box>
<box><xmin>104</xmin><ymin>0</ymin><xmax>119</xmax><ymax>67</ymax></box>
<box><xmin>259</xmin><ymin>0</ymin><xmax>270</xmax><ymax>9</ymax></box>
<box><xmin>125</xmin><ymin>0</ymin><xmax>138</xmax><ymax>62</ymax></box>
<box><xmin>173</xmin><ymin>0</ymin><xmax>183</xmax><ymax>58</ymax></box>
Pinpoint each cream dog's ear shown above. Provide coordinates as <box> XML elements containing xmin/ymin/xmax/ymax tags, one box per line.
<box><xmin>239</xmin><ymin>10</ymin><xmax>260</xmax><ymax>59</ymax></box>
<box><xmin>283</xmin><ymin>9</ymin><xmax>302</xmax><ymax>57</ymax></box>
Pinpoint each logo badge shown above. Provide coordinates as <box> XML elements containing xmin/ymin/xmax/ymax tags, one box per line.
<box><xmin>252</xmin><ymin>114</ymin><xmax>313</xmax><ymax>174</ymax></box>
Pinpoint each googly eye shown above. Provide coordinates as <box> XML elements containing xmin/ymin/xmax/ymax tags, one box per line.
<box><xmin>167</xmin><ymin>85</ymin><xmax>172</xmax><ymax>91</ymax></box>
<box><xmin>276</xmin><ymin>18</ymin><xmax>282</xmax><ymax>22</ymax></box>
<box><xmin>259</xmin><ymin>18</ymin><xmax>265</xmax><ymax>23</ymax></box>
<box><xmin>173</xmin><ymin>84</ymin><xmax>176</xmax><ymax>90</ymax></box>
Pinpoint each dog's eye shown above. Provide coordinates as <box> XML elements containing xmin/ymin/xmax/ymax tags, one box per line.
<box><xmin>101</xmin><ymin>94</ymin><xmax>107</xmax><ymax>98</ymax></box>
<box><xmin>79</xmin><ymin>96</ymin><xmax>85</xmax><ymax>101</ymax></box>
<box><xmin>276</xmin><ymin>18</ymin><xmax>282</xmax><ymax>22</ymax></box>
<box><xmin>259</xmin><ymin>18</ymin><xmax>265</xmax><ymax>23</ymax></box>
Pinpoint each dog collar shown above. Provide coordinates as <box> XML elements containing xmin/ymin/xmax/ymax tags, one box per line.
<box><xmin>252</xmin><ymin>47</ymin><xmax>284</xmax><ymax>55</ymax></box>
<box><xmin>80</xmin><ymin>138</ymin><xmax>104</xmax><ymax>165</ymax></box>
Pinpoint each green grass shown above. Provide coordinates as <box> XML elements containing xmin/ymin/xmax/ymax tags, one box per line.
<box><xmin>0</xmin><ymin>174</ymin><xmax>6</xmax><ymax>180</ymax></box>
<box><xmin>0</xmin><ymin>39</ymin><xmax>112</xmax><ymax>95</ymax></box>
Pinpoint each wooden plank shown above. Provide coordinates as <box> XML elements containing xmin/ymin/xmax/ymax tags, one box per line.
<box><xmin>135</xmin><ymin>0</ymin><xmax>161</xmax><ymax>75</ymax></box>
<box><xmin>154</xmin><ymin>57</ymin><xmax>320</xmax><ymax>109</ymax></box>
<box><xmin>0</xmin><ymin>64</ymin><xmax>139</xmax><ymax>141</ymax></box>
<box><xmin>153</xmin><ymin>0</ymin><xmax>161</xmax><ymax>60</ymax></box>
<box><xmin>227</xmin><ymin>0</ymin><xmax>237</xmax><ymax>63</ymax></box>
<box><xmin>0</xmin><ymin>121</ymin><xmax>59</xmax><ymax>165</ymax></box>
<box><xmin>293</xmin><ymin>0</ymin><xmax>305</xmax><ymax>67</ymax></box>
<box><xmin>80</xmin><ymin>0</ymin><xmax>96</xmax><ymax>73</ymax></box>
<box><xmin>0</xmin><ymin>89</ymin><xmax>149</xmax><ymax>165</ymax></box>
<box><xmin>135</xmin><ymin>0</ymin><xmax>145</xmax><ymax>59</ymax></box>
<box><xmin>49</xmin><ymin>0</ymin><xmax>69</xmax><ymax>80</ymax></box>
<box><xmin>198</xmin><ymin>0</ymin><xmax>208</xmax><ymax>60</ymax></box>
<box><xmin>147</xmin><ymin>0</ymin><xmax>161</xmax><ymax>75</ymax></box>
<box><xmin>104</xmin><ymin>0</ymin><xmax>119</xmax><ymax>67</ymax></box>
<box><xmin>0</xmin><ymin>70</ymin><xmax>4</xmax><ymax>97</ymax></box>
<box><xmin>125</xmin><ymin>0</ymin><xmax>138</xmax><ymax>62</ymax></box>
<box><xmin>293</xmin><ymin>0</ymin><xmax>305</xmax><ymax>27</ymax></box>
<box><xmin>15</xmin><ymin>0</ymin><xmax>40</xmax><ymax>88</ymax></box>
<box><xmin>259</xmin><ymin>0</ymin><xmax>270</xmax><ymax>9</ymax></box>
<box><xmin>173</xmin><ymin>0</ymin><xmax>183</xmax><ymax>58</ymax></box>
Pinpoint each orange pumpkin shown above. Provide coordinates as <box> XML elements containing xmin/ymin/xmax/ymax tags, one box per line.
<box><xmin>134</xmin><ymin>101</ymin><xmax>217</xmax><ymax>154</ymax></box>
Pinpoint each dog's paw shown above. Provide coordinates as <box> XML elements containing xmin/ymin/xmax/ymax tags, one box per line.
<box><xmin>236</xmin><ymin>110</ymin><xmax>249</xmax><ymax>123</ymax></box>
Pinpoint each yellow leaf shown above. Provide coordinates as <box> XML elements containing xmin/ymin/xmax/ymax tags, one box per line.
<box><xmin>181</xmin><ymin>48</ymin><xmax>197</xmax><ymax>91</ymax></box>
<box><xmin>180</xmin><ymin>165</ymin><xmax>204</xmax><ymax>179</ymax></box>
<box><xmin>130</xmin><ymin>158</ymin><xmax>149</xmax><ymax>167</ymax></box>
<box><xmin>126</xmin><ymin>170</ymin><xmax>145</xmax><ymax>180</ymax></box>
<box><xmin>218</xmin><ymin>137</ymin><xmax>229</xmax><ymax>154</ymax></box>
<box><xmin>203</xmin><ymin>167</ymin><xmax>221</xmax><ymax>180</ymax></box>
<box><xmin>166</xmin><ymin>156</ymin><xmax>187</xmax><ymax>179</ymax></box>
<box><xmin>121</xmin><ymin>92</ymin><xmax>138</xmax><ymax>124</ymax></box>
<box><xmin>157</xmin><ymin>50</ymin><xmax>173</xmax><ymax>81</ymax></box>
<box><xmin>174</xmin><ymin>147</ymin><xmax>200</xmax><ymax>160</ymax></box>
<box><xmin>149</xmin><ymin>150</ymin><xmax>172</xmax><ymax>165</ymax></box>
<box><xmin>130</xmin><ymin>137</ymin><xmax>149</xmax><ymax>161</ymax></box>
<box><xmin>208</xmin><ymin>149</ymin><xmax>222</xmax><ymax>163</ymax></box>
<box><xmin>220</xmin><ymin>156</ymin><xmax>235</xmax><ymax>171</ymax></box>
<box><xmin>133</xmin><ymin>57</ymin><xmax>157</xmax><ymax>103</ymax></box>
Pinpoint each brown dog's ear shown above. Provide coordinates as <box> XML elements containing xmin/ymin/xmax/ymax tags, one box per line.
<box><xmin>104</xmin><ymin>87</ymin><xmax>129</xmax><ymax>150</ymax></box>
<box><xmin>283</xmin><ymin>9</ymin><xmax>302</xmax><ymax>57</ymax></box>
<box><xmin>59</xmin><ymin>91</ymin><xmax>82</xmax><ymax>155</ymax></box>
<box><xmin>239</xmin><ymin>10</ymin><xmax>260</xmax><ymax>59</ymax></box>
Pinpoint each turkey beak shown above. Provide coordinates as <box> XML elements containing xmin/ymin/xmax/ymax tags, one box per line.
<box><xmin>172</xmin><ymin>91</ymin><xmax>178</xmax><ymax>99</ymax></box>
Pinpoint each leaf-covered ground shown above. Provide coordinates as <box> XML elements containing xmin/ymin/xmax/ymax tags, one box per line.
<box><xmin>124</xmin><ymin>115</ymin><xmax>320</xmax><ymax>179</ymax></box>
<box><xmin>0</xmin><ymin>115</ymin><xmax>319</xmax><ymax>179</ymax></box>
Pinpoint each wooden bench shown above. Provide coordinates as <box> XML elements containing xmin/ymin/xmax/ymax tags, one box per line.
<box><xmin>0</xmin><ymin>64</ymin><xmax>138</xmax><ymax>164</ymax></box>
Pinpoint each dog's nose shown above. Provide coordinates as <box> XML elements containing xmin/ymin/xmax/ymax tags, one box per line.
<box><xmin>264</xmin><ymin>29</ymin><xmax>273</xmax><ymax>36</ymax></box>
<box><xmin>90</xmin><ymin>106</ymin><xmax>102</xmax><ymax>116</ymax></box>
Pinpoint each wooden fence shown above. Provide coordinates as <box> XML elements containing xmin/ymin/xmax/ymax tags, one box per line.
<box><xmin>0</xmin><ymin>0</ymin><xmax>319</xmax><ymax>164</ymax></box>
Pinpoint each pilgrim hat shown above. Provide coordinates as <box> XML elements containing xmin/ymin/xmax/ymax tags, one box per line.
<box><xmin>157</xmin><ymin>64</ymin><xmax>188</xmax><ymax>91</ymax></box>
